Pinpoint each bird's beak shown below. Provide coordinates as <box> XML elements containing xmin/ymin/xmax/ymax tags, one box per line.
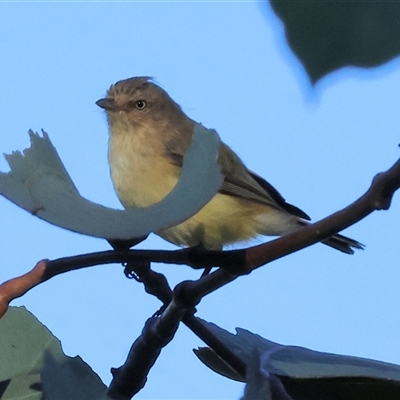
<box><xmin>96</xmin><ymin>98</ymin><xmax>119</xmax><ymax>112</ymax></box>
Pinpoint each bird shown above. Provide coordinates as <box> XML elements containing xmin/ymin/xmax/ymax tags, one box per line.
<box><xmin>96</xmin><ymin>76</ymin><xmax>362</xmax><ymax>254</ymax></box>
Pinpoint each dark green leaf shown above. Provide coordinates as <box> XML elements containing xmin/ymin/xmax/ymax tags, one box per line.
<box><xmin>269</xmin><ymin>1</ymin><xmax>400</xmax><ymax>83</ymax></box>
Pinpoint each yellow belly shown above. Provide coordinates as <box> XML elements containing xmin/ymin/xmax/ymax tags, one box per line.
<box><xmin>158</xmin><ymin>193</ymin><xmax>267</xmax><ymax>249</ymax></box>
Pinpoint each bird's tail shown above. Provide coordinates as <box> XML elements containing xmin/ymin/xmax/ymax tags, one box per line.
<box><xmin>297</xmin><ymin>220</ymin><xmax>364</xmax><ymax>254</ymax></box>
<box><xmin>321</xmin><ymin>232</ymin><xmax>364</xmax><ymax>254</ymax></box>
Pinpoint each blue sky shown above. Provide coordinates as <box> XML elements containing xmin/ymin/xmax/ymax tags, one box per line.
<box><xmin>1</xmin><ymin>2</ymin><xmax>400</xmax><ymax>399</ymax></box>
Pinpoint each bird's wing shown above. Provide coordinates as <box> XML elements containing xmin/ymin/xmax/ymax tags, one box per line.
<box><xmin>166</xmin><ymin>139</ymin><xmax>310</xmax><ymax>221</ymax></box>
<box><xmin>244</xmin><ymin>171</ymin><xmax>310</xmax><ymax>220</ymax></box>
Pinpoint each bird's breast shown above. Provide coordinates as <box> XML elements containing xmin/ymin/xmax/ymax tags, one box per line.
<box><xmin>108</xmin><ymin>132</ymin><xmax>179</xmax><ymax>209</ymax></box>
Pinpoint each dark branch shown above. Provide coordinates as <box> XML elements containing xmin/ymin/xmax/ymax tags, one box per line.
<box><xmin>107</xmin><ymin>316</ymin><xmax>179</xmax><ymax>399</ymax></box>
<box><xmin>40</xmin><ymin>247</ymin><xmax>246</xmax><ymax>282</ymax></box>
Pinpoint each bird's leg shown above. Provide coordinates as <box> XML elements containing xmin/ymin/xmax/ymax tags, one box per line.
<box><xmin>188</xmin><ymin>242</ymin><xmax>214</xmax><ymax>277</ymax></box>
<box><xmin>201</xmin><ymin>266</ymin><xmax>212</xmax><ymax>277</ymax></box>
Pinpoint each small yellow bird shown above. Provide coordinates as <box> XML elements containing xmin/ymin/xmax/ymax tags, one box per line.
<box><xmin>97</xmin><ymin>77</ymin><xmax>362</xmax><ymax>253</ymax></box>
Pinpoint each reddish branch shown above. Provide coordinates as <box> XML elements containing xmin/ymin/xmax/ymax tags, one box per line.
<box><xmin>0</xmin><ymin>260</ymin><xmax>47</xmax><ymax>318</ymax></box>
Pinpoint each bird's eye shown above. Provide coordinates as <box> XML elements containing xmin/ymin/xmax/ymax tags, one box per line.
<box><xmin>135</xmin><ymin>100</ymin><xmax>147</xmax><ymax>110</ymax></box>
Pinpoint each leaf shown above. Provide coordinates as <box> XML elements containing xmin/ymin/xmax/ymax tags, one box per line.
<box><xmin>194</xmin><ymin>319</ymin><xmax>400</xmax><ymax>400</ymax></box>
<box><xmin>0</xmin><ymin>306</ymin><xmax>110</xmax><ymax>400</ymax></box>
<box><xmin>0</xmin><ymin>124</ymin><xmax>223</xmax><ymax>241</ymax></box>
<box><xmin>269</xmin><ymin>1</ymin><xmax>400</xmax><ymax>83</ymax></box>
